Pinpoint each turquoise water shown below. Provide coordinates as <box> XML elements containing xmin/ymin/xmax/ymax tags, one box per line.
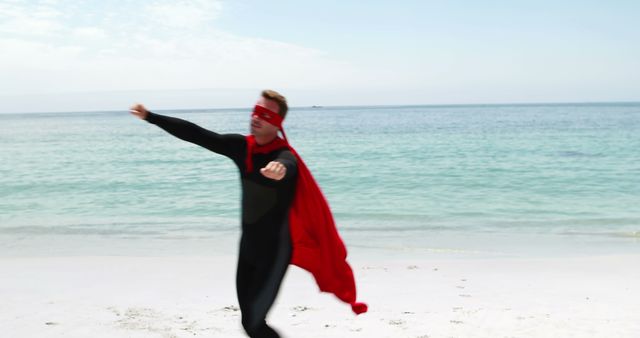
<box><xmin>1</xmin><ymin>103</ymin><xmax>639</xmax><ymax>248</ymax></box>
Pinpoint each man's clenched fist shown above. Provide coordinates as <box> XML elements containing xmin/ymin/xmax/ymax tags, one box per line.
<box><xmin>260</xmin><ymin>161</ymin><xmax>286</xmax><ymax>181</ymax></box>
<box><xmin>129</xmin><ymin>103</ymin><xmax>149</xmax><ymax>120</ymax></box>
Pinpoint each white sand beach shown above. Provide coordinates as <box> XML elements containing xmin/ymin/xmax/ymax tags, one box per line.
<box><xmin>1</xmin><ymin>245</ymin><xmax>639</xmax><ymax>338</ymax></box>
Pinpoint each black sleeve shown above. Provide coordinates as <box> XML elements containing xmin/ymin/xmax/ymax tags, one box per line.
<box><xmin>145</xmin><ymin>111</ymin><xmax>245</xmax><ymax>162</ymax></box>
<box><xmin>275</xmin><ymin>150</ymin><xmax>298</xmax><ymax>182</ymax></box>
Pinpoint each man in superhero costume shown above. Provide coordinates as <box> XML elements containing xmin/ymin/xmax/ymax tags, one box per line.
<box><xmin>130</xmin><ymin>90</ymin><xmax>366</xmax><ymax>337</ymax></box>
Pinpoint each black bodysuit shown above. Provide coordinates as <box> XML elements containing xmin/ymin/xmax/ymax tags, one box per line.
<box><xmin>145</xmin><ymin>112</ymin><xmax>297</xmax><ymax>338</ymax></box>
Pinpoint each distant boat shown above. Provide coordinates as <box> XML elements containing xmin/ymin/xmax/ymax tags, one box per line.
<box><xmin>311</xmin><ymin>105</ymin><xmax>323</xmax><ymax>108</ymax></box>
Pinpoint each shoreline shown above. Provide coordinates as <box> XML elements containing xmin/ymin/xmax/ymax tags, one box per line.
<box><xmin>2</xmin><ymin>228</ymin><xmax>639</xmax><ymax>259</ymax></box>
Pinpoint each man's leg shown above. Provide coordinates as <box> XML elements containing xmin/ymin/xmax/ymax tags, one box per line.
<box><xmin>236</xmin><ymin>222</ymin><xmax>292</xmax><ymax>337</ymax></box>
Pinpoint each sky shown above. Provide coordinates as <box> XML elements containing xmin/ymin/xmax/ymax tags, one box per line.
<box><xmin>1</xmin><ymin>0</ymin><xmax>639</xmax><ymax>113</ymax></box>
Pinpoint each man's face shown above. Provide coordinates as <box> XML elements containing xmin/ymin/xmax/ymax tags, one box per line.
<box><xmin>250</xmin><ymin>97</ymin><xmax>280</xmax><ymax>137</ymax></box>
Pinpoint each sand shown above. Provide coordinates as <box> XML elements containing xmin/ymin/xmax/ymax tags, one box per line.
<box><xmin>1</xmin><ymin>250</ymin><xmax>639</xmax><ymax>337</ymax></box>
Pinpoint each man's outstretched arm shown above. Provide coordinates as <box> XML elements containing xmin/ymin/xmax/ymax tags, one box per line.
<box><xmin>130</xmin><ymin>103</ymin><xmax>245</xmax><ymax>161</ymax></box>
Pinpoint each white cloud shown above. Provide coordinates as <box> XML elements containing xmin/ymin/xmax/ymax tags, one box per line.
<box><xmin>0</xmin><ymin>17</ymin><xmax>62</xmax><ymax>36</ymax></box>
<box><xmin>0</xmin><ymin>0</ymin><xmax>369</xmax><ymax>102</ymax></box>
<box><xmin>145</xmin><ymin>0</ymin><xmax>223</xmax><ymax>29</ymax></box>
<box><xmin>0</xmin><ymin>1</ymin><xmax>64</xmax><ymax>37</ymax></box>
<box><xmin>73</xmin><ymin>27</ymin><xmax>108</xmax><ymax>40</ymax></box>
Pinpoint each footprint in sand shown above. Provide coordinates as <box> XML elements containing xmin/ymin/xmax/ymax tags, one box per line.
<box><xmin>106</xmin><ymin>306</ymin><xmax>121</xmax><ymax>317</ymax></box>
<box><xmin>114</xmin><ymin>307</ymin><xmax>174</xmax><ymax>335</ymax></box>
<box><xmin>111</xmin><ymin>306</ymin><xmax>220</xmax><ymax>337</ymax></box>
<box><xmin>219</xmin><ymin>305</ymin><xmax>240</xmax><ymax>318</ymax></box>
<box><xmin>292</xmin><ymin>305</ymin><xmax>312</xmax><ymax>312</ymax></box>
<box><xmin>363</xmin><ymin>266</ymin><xmax>388</xmax><ymax>271</ymax></box>
<box><xmin>176</xmin><ymin>318</ymin><xmax>205</xmax><ymax>335</ymax></box>
<box><xmin>388</xmin><ymin>319</ymin><xmax>405</xmax><ymax>326</ymax></box>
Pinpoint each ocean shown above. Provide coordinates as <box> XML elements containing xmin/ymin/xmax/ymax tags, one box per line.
<box><xmin>1</xmin><ymin>103</ymin><xmax>639</xmax><ymax>256</ymax></box>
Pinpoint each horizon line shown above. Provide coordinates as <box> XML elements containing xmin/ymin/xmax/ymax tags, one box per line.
<box><xmin>1</xmin><ymin>100</ymin><xmax>639</xmax><ymax>115</ymax></box>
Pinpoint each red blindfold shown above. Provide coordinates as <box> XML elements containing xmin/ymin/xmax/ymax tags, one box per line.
<box><xmin>252</xmin><ymin>105</ymin><xmax>283</xmax><ymax>129</ymax></box>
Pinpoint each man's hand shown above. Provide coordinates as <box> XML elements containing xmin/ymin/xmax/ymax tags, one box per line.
<box><xmin>260</xmin><ymin>161</ymin><xmax>286</xmax><ymax>181</ymax></box>
<box><xmin>129</xmin><ymin>103</ymin><xmax>149</xmax><ymax>120</ymax></box>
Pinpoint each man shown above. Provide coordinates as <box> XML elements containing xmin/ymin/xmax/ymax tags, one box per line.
<box><xmin>130</xmin><ymin>90</ymin><xmax>365</xmax><ymax>338</ymax></box>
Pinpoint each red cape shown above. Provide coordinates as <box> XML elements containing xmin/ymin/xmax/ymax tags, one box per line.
<box><xmin>246</xmin><ymin>135</ymin><xmax>367</xmax><ymax>315</ymax></box>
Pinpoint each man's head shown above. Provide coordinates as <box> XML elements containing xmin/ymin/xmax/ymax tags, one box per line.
<box><xmin>250</xmin><ymin>90</ymin><xmax>288</xmax><ymax>138</ymax></box>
